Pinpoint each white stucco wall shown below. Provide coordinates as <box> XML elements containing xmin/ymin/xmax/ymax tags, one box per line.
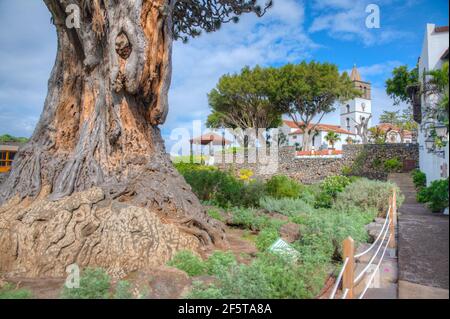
<box><xmin>418</xmin><ymin>24</ymin><xmax>449</xmax><ymax>185</ymax></box>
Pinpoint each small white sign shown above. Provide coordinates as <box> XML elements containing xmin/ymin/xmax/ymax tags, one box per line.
<box><xmin>269</xmin><ymin>238</ymin><xmax>299</xmax><ymax>260</ymax></box>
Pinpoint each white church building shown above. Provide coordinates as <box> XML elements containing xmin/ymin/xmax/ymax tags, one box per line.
<box><xmin>282</xmin><ymin>65</ymin><xmax>371</xmax><ymax>151</ymax></box>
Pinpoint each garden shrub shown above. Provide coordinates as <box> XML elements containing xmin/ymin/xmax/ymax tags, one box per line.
<box><xmin>412</xmin><ymin>169</ymin><xmax>427</xmax><ymax>190</ymax></box>
<box><xmin>417</xmin><ymin>179</ymin><xmax>449</xmax><ymax>212</ymax></box>
<box><xmin>205</xmin><ymin>251</ymin><xmax>237</xmax><ymax>276</ymax></box>
<box><xmin>207</xmin><ymin>208</ymin><xmax>224</xmax><ymax>222</ymax></box>
<box><xmin>178</xmin><ymin>165</ymin><xmax>267</xmax><ymax>208</ymax></box>
<box><xmin>61</xmin><ymin>268</ymin><xmax>111</xmax><ymax>299</ymax></box>
<box><xmin>371</xmin><ymin>158</ymin><xmax>383</xmax><ymax>169</ymax></box>
<box><xmin>320</xmin><ymin>175</ymin><xmax>352</xmax><ymax>197</ymax></box>
<box><xmin>0</xmin><ymin>283</ymin><xmax>33</xmax><ymax>299</ymax></box>
<box><xmin>314</xmin><ymin>192</ymin><xmax>334</xmax><ymax>209</ymax></box>
<box><xmin>167</xmin><ymin>251</ymin><xmax>207</xmax><ymax>276</ymax></box>
<box><xmin>169</xmin><ymin>250</ymin><xmax>237</xmax><ymax>278</ymax></box>
<box><xmin>256</xmin><ymin>228</ymin><xmax>279</xmax><ymax>252</ymax></box>
<box><xmin>179</xmin><ymin>168</ymin><xmax>243</xmax><ymax>208</ymax></box>
<box><xmin>341</xmin><ymin>165</ymin><xmax>352</xmax><ymax>176</ymax></box>
<box><xmin>114</xmin><ymin>281</ymin><xmax>133</xmax><ymax>299</ymax></box>
<box><xmin>260</xmin><ymin>197</ymin><xmax>315</xmax><ymax>216</ymax></box>
<box><xmin>314</xmin><ymin>175</ymin><xmax>352</xmax><ymax>208</ymax></box>
<box><xmin>334</xmin><ymin>178</ymin><xmax>403</xmax><ymax>217</ymax></box>
<box><xmin>188</xmin><ymin>253</ymin><xmax>327</xmax><ymax>299</ymax></box>
<box><xmin>383</xmin><ymin>157</ymin><xmax>403</xmax><ymax>172</ymax></box>
<box><xmin>240</xmin><ymin>180</ymin><xmax>268</xmax><ymax>208</ymax></box>
<box><xmin>266</xmin><ymin>175</ymin><xmax>303</xmax><ymax>199</ymax></box>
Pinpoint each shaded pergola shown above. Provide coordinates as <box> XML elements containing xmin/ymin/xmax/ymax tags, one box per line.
<box><xmin>189</xmin><ymin>133</ymin><xmax>232</xmax><ymax>162</ymax></box>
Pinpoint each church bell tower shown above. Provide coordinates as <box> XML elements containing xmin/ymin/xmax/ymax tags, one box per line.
<box><xmin>340</xmin><ymin>65</ymin><xmax>373</xmax><ymax>137</ymax></box>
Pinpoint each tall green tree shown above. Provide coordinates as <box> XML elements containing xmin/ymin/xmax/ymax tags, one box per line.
<box><xmin>386</xmin><ymin>65</ymin><xmax>419</xmax><ymax>105</ymax></box>
<box><xmin>268</xmin><ymin>62</ymin><xmax>360</xmax><ymax>151</ymax></box>
<box><xmin>207</xmin><ymin>66</ymin><xmax>283</xmax><ymax>149</ymax></box>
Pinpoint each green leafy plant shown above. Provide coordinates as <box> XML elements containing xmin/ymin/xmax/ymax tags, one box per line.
<box><xmin>383</xmin><ymin>157</ymin><xmax>403</xmax><ymax>173</ymax></box>
<box><xmin>334</xmin><ymin>178</ymin><xmax>403</xmax><ymax>217</ymax></box>
<box><xmin>320</xmin><ymin>175</ymin><xmax>352</xmax><ymax>197</ymax></box>
<box><xmin>256</xmin><ymin>228</ymin><xmax>279</xmax><ymax>252</ymax></box>
<box><xmin>114</xmin><ymin>281</ymin><xmax>133</xmax><ymax>299</ymax></box>
<box><xmin>411</xmin><ymin>169</ymin><xmax>427</xmax><ymax>190</ymax></box>
<box><xmin>61</xmin><ymin>268</ymin><xmax>111</xmax><ymax>299</ymax></box>
<box><xmin>266</xmin><ymin>175</ymin><xmax>303</xmax><ymax>199</ymax></box>
<box><xmin>417</xmin><ymin>179</ymin><xmax>449</xmax><ymax>213</ymax></box>
<box><xmin>207</xmin><ymin>209</ymin><xmax>224</xmax><ymax>222</ymax></box>
<box><xmin>167</xmin><ymin>251</ymin><xmax>207</xmax><ymax>276</ymax></box>
<box><xmin>240</xmin><ymin>180</ymin><xmax>268</xmax><ymax>208</ymax></box>
<box><xmin>372</xmin><ymin>158</ymin><xmax>383</xmax><ymax>169</ymax></box>
<box><xmin>341</xmin><ymin>165</ymin><xmax>352</xmax><ymax>176</ymax></box>
<box><xmin>314</xmin><ymin>191</ymin><xmax>334</xmax><ymax>209</ymax></box>
<box><xmin>260</xmin><ymin>197</ymin><xmax>315</xmax><ymax>217</ymax></box>
<box><xmin>0</xmin><ymin>283</ymin><xmax>33</xmax><ymax>299</ymax></box>
<box><xmin>205</xmin><ymin>251</ymin><xmax>237</xmax><ymax>276</ymax></box>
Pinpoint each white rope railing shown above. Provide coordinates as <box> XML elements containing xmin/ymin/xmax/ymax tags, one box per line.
<box><xmin>354</xmin><ymin>219</ymin><xmax>392</xmax><ymax>285</ymax></box>
<box><xmin>341</xmin><ymin>289</ymin><xmax>349</xmax><ymax>299</ymax></box>
<box><xmin>329</xmin><ymin>257</ymin><xmax>349</xmax><ymax>299</ymax></box>
<box><xmin>328</xmin><ymin>188</ymin><xmax>397</xmax><ymax>299</ymax></box>
<box><xmin>358</xmin><ymin>235</ymin><xmax>392</xmax><ymax>299</ymax></box>
<box><xmin>354</xmin><ymin>209</ymin><xmax>390</xmax><ymax>259</ymax></box>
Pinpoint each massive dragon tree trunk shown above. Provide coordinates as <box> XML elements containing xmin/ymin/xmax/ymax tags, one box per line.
<box><xmin>0</xmin><ymin>0</ymin><xmax>224</xmax><ymax>278</ymax></box>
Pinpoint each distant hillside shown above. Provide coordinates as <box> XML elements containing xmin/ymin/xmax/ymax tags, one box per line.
<box><xmin>0</xmin><ymin>134</ymin><xmax>29</xmax><ymax>144</ymax></box>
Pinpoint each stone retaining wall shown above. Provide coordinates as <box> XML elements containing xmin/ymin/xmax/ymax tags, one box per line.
<box><xmin>215</xmin><ymin>144</ymin><xmax>419</xmax><ymax>184</ymax></box>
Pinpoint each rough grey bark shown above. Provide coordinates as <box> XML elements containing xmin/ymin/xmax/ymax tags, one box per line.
<box><xmin>0</xmin><ymin>0</ymin><xmax>230</xmax><ymax>278</ymax></box>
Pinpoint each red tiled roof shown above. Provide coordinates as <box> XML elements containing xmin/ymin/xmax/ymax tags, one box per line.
<box><xmin>284</xmin><ymin>120</ymin><xmax>356</xmax><ymax>135</ymax></box>
<box><xmin>435</xmin><ymin>26</ymin><xmax>449</xmax><ymax>33</ymax></box>
<box><xmin>375</xmin><ymin>123</ymin><xmax>412</xmax><ymax>138</ymax></box>
<box><xmin>190</xmin><ymin>133</ymin><xmax>232</xmax><ymax>145</ymax></box>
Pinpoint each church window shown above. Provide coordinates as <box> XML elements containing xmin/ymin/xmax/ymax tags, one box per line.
<box><xmin>346</xmin><ymin>104</ymin><xmax>350</xmax><ymax>113</ymax></box>
<box><xmin>346</xmin><ymin>118</ymin><xmax>350</xmax><ymax>130</ymax></box>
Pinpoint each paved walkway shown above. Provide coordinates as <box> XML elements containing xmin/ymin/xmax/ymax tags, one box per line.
<box><xmin>389</xmin><ymin>173</ymin><xmax>449</xmax><ymax>299</ymax></box>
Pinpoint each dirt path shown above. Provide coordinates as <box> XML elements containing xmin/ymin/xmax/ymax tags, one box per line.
<box><xmin>389</xmin><ymin>173</ymin><xmax>449</xmax><ymax>299</ymax></box>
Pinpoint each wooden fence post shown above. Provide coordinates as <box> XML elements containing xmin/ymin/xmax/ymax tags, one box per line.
<box><xmin>389</xmin><ymin>193</ymin><xmax>396</xmax><ymax>249</ymax></box>
<box><xmin>342</xmin><ymin>237</ymin><xmax>355</xmax><ymax>299</ymax></box>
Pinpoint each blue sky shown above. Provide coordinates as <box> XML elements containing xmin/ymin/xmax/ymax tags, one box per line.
<box><xmin>0</xmin><ymin>0</ymin><xmax>448</xmax><ymax>149</ymax></box>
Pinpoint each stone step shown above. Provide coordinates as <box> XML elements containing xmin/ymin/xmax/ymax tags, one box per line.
<box><xmin>363</xmin><ymin>284</ymin><xmax>398</xmax><ymax>299</ymax></box>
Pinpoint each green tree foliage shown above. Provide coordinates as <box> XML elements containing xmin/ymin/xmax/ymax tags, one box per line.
<box><xmin>268</xmin><ymin>62</ymin><xmax>360</xmax><ymax>151</ymax></box>
<box><xmin>385</xmin><ymin>65</ymin><xmax>419</xmax><ymax>105</ymax></box>
<box><xmin>207</xmin><ymin>66</ymin><xmax>283</xmax><ymax>147</ymax></box>
<box><xmin>0</xmin><ymin>134</ymin><xmax>29</xmax><ymax>144</ymax></box>
<box><xmin>379</xmin><ymin>109</ymin><xmax>418</xmax><ymax>139</ymax></box>
<box><xmin>425</xmin><ymin>61</ymin><xmax>449</xmax><ymax>129</ymax></box>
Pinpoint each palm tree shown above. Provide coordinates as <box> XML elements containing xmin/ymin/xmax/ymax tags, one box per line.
<box><xmin>369</xmin><ymin>127</ymin><xmax>387</xmax><ymax>144</ymax></box>
<box><xmin>324</xmin><ymin>132</ymin><xmax>341</xmax><ymax>149</ymax></box>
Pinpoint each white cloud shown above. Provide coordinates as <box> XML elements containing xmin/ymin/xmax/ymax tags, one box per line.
<box><xmin>308</xmin><ymin>0</ymin><xmax>414</xmax><ymax>46</ymax></box>
<box><xmin>164</xmin><ymin>0</ymin><xmax>319</xmax><ymax>145</ymax></box>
